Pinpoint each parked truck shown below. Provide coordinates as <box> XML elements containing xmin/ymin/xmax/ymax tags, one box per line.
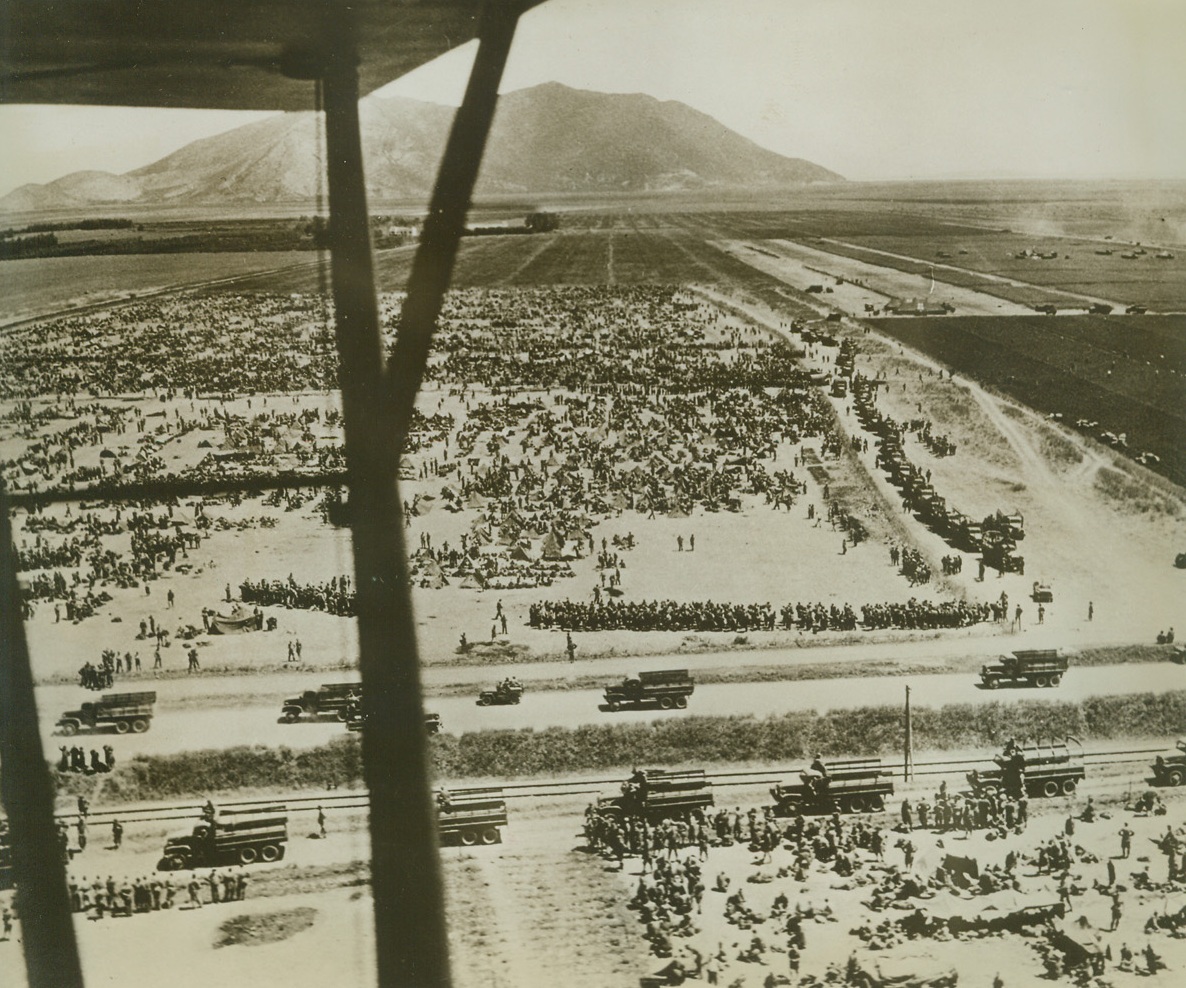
<box><xmin>436</xmin><ymin>789</ymin><xmax>507</xmax><ymax>846</ymax></box>
<box><xmin>280</xmin><ymin>682</ymin><xmax>361</xmax><ymax>722</ymax></box>
<box><xmin>603</xmin><ymin>669</ymin><xmax>694</xmax><ymax>711</ymax></box>
<box><xmin>979</xmin><ymin>649</ymin><xmax>1068</xmax><ymax>689</ymax></box>
<box><xmin>157</xmin><ymin>806</ymin><xmax>288</xmax><ymax>870</ymax></box>
<box><xmin>597</xmin><ymin>768</ymin><xmax>714</xmax><ymax>823</ymax></box>
<box><xmin>770</xmin><ymin>756</ymin><xmax>895</xmax><ymax>816</ymax></box>
<box><xmin>57</xmin><ymin>691</ymin><xmax>156</xmax><ymax>735</ymax></box>
<box><xmin>1151</xmin><ymin>740</ymin><xmax>1186</xmax><ymax>787</ymax></box>
<box><xmin>967</xmin><ymin>738</ymin><xmax>1085</xmax><ymax>798</ymax></box>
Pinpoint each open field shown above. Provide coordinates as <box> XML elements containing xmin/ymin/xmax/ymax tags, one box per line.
<box><xmin>4</xmin><ymin>185</ymin><xmax>1186</xmax><ymax>988</ymax></box>
<box><xmin>0</xmin><ymin>251</ymin><xmax>318</xmax><ymax>327</ymax></box>
<box><xmin>867</xmin><ymin>314</ymin><xmax>1186</xmax><ymax>486</ymax></box>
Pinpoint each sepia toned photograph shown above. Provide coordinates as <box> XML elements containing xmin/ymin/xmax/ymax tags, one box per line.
<box><xmin>1</xmin><ymin>2</ymin><xmax>1183</xmax><ymax>986</ymax></box>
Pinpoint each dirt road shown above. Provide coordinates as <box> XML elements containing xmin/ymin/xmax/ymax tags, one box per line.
<box><xmin>34</xmin><ymin>661</ymin><xmax>1180</xmax><ymax>760</ymax></box>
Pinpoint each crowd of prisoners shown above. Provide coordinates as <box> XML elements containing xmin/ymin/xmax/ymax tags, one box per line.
<box><xmin>1</xmin><ymin>283</ymin><xmax>1016</xmax><ymax>635</ymax></box>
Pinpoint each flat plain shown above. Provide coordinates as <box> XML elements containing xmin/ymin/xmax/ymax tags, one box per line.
<box><xmin>3</xmin><ymin>181</ymin><xmax>1185</xmax><ymax>988</ymax></box>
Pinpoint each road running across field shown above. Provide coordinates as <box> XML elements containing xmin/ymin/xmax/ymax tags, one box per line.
<box><xmin>35</xmin><ymin>660</ymin><xmax>1180</xmax><ymax>760</ymax></box>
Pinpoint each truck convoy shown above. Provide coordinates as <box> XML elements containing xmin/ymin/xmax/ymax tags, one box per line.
<box><xmin>57</xmin><ymin>691</ymin><xmax>156</xmax><ymax>735</ymax></box>
<box><xmin>603</xmin><ymin>669</ymin><xmax>694</xmax><ymax>711</ymax></box>
<box><xmin>157</xmin><ymin>806</ymin><xmax>288</xmax><ymax>870</ymax></box>
<box><xmin>770</xmin><ymin>756</ymin><xmax>895</xmax><ymax>816</ymax></box>
<box><xmin>597</xmin><ymin>768</ymin><xmax>714</xmax><ymax>823</ymax></box>
<box><xmin>280</xmin><ymin>682</ymin><xmax>361</xmax><ymax>722</ymax></box>
<box><xmin>968</xmin><ymin>738</ymin><xmax>1086</xmax><ymax>798</ymax></box>
<box><xmin>436</xmin><ymin>789</ymin><xmax>507</xmax><ymax>845</ymax></box>
<box><xmin>1152</xmin><ymin>740</ymin><xmax>1186</xmax><ymax>787</ymax></box>
<box><xmin>979</xmin><ymin>649</ymin><xmax>1068</xmax><ymax>689</ymax></box>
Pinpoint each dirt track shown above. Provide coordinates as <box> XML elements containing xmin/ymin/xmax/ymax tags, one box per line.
<box><xmin>34</xmin><ymin>661</ymin><xmax>1180</xmax><ymax>762</ymax></box>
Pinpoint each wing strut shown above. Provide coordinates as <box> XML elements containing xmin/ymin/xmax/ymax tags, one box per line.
<box><xmin>319</xmin><ymin>3</ymin><xmax>523</xmax><ymax>985</ymax></box>
<box><xmin>0</xmin><ymin>498</ymin><xmax>85</xmax><ymax>988</ymax></box>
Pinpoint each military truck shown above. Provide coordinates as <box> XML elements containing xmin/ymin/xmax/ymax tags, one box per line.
<box><xmin>597</xmin><ymin>768</ymin><xmax>714</xmax><ymax>823</ymax></box>
<box><xmin>1151</xmin><ymin>740</ymin><xmax>1186</xmax><ymax>787</ymax></box>
<box><xmin>978</xmin><ymin>649</ymin><xmax>1068</xmax><ymax>689</ymax></box>
<box><xmin>770</xmin><ymin>756</ymin><xmax>894</xmax><ymax>816</ymax></box>
<box><xmin>157</xmin><ymin>806</ymin><xmax>288</xmax><ymax>870</ymax></box>
<box><xmin>967</xmin><ymin>738</ymin><xmax>1085</xmax><ymax>798</ymax></box>
<box><xmin>344</xmin><ymin>703</ymin><xmax>442</xmax><ymax>734</ymax></box>
<box><xmin>57</xmin><ymin>691</ymin><xmax>156</xmax><ymax>735</ymax></box>
<box><xmin>436</xmin><ymin>789</ymin><xmax>507</xmax><ymax>846</ymax></box>
<box><xmin>603</xmin><ymin>669</ymin><xmax>694</xmax><ymax>711</ymax></box>
<box><xmin>280</xmin><ymin>682</ymin><xmax>361</xmax><ymax>722</ymax></box>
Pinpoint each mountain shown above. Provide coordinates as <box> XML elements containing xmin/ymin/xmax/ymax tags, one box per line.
<box><xmin>1</xmin><ymin>83</ymin><xmax>842</xmax><ymax>213</ymax></box>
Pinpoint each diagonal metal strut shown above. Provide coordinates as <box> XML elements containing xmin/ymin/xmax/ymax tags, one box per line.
<box><xmin>319</xmin><ymin>3</ymin><xmax>523</xmax><ymax>985</ymax></box>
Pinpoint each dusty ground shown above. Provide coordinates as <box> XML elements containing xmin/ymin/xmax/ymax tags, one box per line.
<box><xmin>4</xmin><ymin>248</ymin><xmax>1185</xmax><ymax>987</ymax></box>
<box><xmin>5</xmin><ymin>770</ymin><xmax>1184</xmax><ymax>988</ymax></box>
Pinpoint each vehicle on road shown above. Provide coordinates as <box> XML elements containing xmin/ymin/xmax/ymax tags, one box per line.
<box><xmin>281</xmin><ymin>682</ymin><xmax>360</xmax><ymax>722</ymax></box>
<box><xmin>597</xmin><ymin>768</ymin><xmax>714</xmax><ymax>823</ymax></box>
<box><xmin>602</xmin><ymin>669</ymin><xmax>694</xmax><ymax>711</ymax></box>
<box><xmin>477</xmin><ymin>679</ymin><xmax>524</xmax><ymax>706</ymax></box>
<box><xmin>344</xmin><ymin>703</ymin><xmax>443</xmax><ymax>734</ymax></box>
<box><xmin>157</xmin><ymin>806</ymin><xmax>287</xmax><ymax>870</ymax></box>
<box><xmin>770</xmin><ymin>756</ymin><xmax>895</xmax><ymax>816</ymax></box>
<box><xmin>978</xmin><ymin>649</ymin><xmax>1068</xmax><ymax>689</ymax></box>
<box><xmin>1031</xmin><ymin>581</ymin><xmax>1053</xmax><ymax>603</ymax></box>
<box><xmin>1151</xmin><ymin>740</ymin><xmax>1186</xmax><ymax>787</ymax></box>
<box><xmin>967</xmin><ymin>738</ymin><xmax>1085</xmax><ymax>798</ymax></box>
<box><xmin>57</xmin><ymin>691</ymin><xmax>156</xmax><ymax>735</ymax></box>
<box><xmin>436</xmin><ymin>788</ymin><xmax>507</xmax><ymax>845</ymax></box>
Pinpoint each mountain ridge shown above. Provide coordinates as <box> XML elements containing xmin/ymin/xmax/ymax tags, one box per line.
<box><xmin>1</xmin><ymin>83</ymin><xmax>842</xmax><ymax>213</ymax></box>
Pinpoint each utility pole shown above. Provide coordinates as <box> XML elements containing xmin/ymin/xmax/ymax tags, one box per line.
<box><xmin>904</xmin><ymin>685</ymin><xmax>914</xmax><ymax>781</ymax></box>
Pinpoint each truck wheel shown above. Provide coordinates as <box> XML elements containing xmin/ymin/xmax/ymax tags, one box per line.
<box><xmin>675</xmin><ymin>696</ymin><xmax>688</xmax><ymax>709</ymax></box>
<box><xmin>114</xmin><ymin>720</ymin><xmax>131</xmax><ymax>734</ymax></box>
<box><xmin>607</xmin><ymin>700</ymin><xmax>621</xmax><ymax>712</ymax></box>
<box><xmin>868</xmin><ymin>794</ymin><xmax>885</xmax><ymax>812</ymax></box>
<box><xmin>480</xmin><ymin>828</ymin><xmax>500</xmax><ymax>845</ymax></box>
<box><xmin>780</xmin><ymin>800</ymin><xmax>801</xmax><ymax>816</ymax></box>
<box><xmin>984</xmin><ymin>678</ymin><xmax>999</xmax><ymax>690</ymax></box>
<box><xmin>1166</xmin><ymin>769</ymin><xmax>1183</xmax><ymax>787</ymax></box>
<box><xmin>239</xmin><ymin>846</ymin><xmax>258</xmax><ymax>864</ymax></box>
<box><xmin>131</xmin><ymin>718</ymin><xmax>149</xmax><ymax>733</ymax></box>
<box><xmin>335</xmin><ymin>708</ymin><xmax>349</xmax><ymax>722</ymax></box>
<box><xmin>157</xmin><ymin>857</ymin><xmax>173</xmax><ymax>871</ymax></box>
<box><xmin>59</xmin><ymin>721</ymin><xmax>79</xmax><ymax>736</ymax></box>
<box><xmin>259</xmin><ymin>844</ymin><xmax>281</xmax><ymax>862</ymax></box>
<box><xmin>1050</xmin><ymin>674</ymin><xmax>1062</xmax><ymax>686</ymax></box>
<box><xmin>1042</xmin><ymin>780</ymin><xmax>1060</xmax><ymax>797</ymax></box>
<box><xmin>1061</xmin><ymin>778</ymin><xmax>1077</xmax><ymax>795</ymax></box>
<box><xmin>281</xmin><ymin>709</ymin><xmax>301</xmax><ymax>723</ymax></box>
<box><xmin>659</xmin><ymin>696</ymin><xmax>675</xmax><ymax>710</ymax></box>
<box><xmin>476</xmin><ymin>696</ymin><xmax>489</xmax><ymax>706</ymax></box>
<box><xmin>460</xmin><ymin>830</ymin><xmax>478</xmax><ymax>846</ymax></box>
<box><xmin>168</xmin><ymin>854</ymin><xmax>188</xmax><ymax>871</ymax></box>
<box><xmin>1035</xmin><ymin>676</ymin><xmax>1050</xmax><ymax>688</ymax></box>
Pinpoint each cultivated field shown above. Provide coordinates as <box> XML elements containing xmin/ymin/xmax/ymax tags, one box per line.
<box><xmin>867</xmin><ymin>314</ymin><xmax>1186</xmax><ymax>486</ymax></box>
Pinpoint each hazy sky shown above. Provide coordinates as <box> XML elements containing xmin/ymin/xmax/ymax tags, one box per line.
<box><xmin>2</xmin><ymin>0</ymin><xmax>1184</xmax><ymax>196</ymax></box>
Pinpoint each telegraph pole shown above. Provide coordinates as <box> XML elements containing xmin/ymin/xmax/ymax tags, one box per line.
<box><xmin>904</xmin><ymin>685</ymin><xmax>914</xmax><ymax>781</ymax></box>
